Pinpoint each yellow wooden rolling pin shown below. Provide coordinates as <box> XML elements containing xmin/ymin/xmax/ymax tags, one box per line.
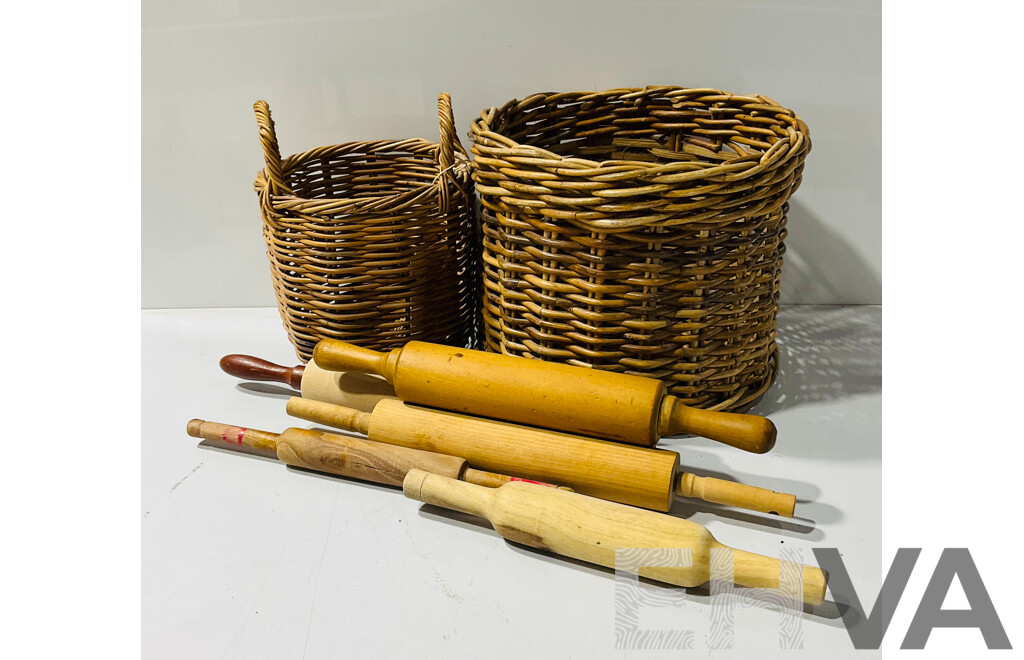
<box><xmin>286</xmin><ymin>397</ymin><xmax>796</xmax><ymax>516</ymax></box>
<box><xmin>404</xmin><ymin>469</ymin><xmax>828</xmax><ymax>605</ymax></box>
<box><xmin>312</xmin><ymin>339</ymin><xmax>776</xmax><ymax>453</ymax></box>
<box><xmin>185</xmin><ymin>419</ymin><xmax>563</xmax><ymax>490</ymax></box>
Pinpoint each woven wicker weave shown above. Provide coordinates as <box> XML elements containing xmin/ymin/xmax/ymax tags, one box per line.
<box><xmin>469</xmin><ymin>87</ymin><xmax>810</xmax><ymax>411</ymax></box>
<box><xmin>254</xmin><ymin>94</ymin><xmax>477</xmax><ymax>362</ymax></box>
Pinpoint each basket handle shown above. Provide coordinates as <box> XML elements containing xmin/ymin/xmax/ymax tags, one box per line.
<box><xmin>436</xmin><ymin>93</ymin><xmax>468</xmax><ymax>213</ymax></box>
<box><xmin>253</xmin><ymin>100</ymin><xmax>292</xmax><ymax>195</ymax></box>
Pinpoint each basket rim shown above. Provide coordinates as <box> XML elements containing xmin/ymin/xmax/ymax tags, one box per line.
<box><xmin>255</xmin><ymin>138</ymin><xmax>472</xmax><ymax>215</ymax></box>
<box><xmin>469</xmin><ymin>86</ymin><xmax>809</xmax><ymax>182</ymax></box>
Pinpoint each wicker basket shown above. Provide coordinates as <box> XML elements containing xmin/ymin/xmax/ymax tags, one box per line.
<box><xmin>253</xmin><ymin>94</ymin><xmax>478</xmax><ymax>362</ymax></box>
<box><xmin>469</xmin><ymin>87</ymin><xmax>810</xmax><ymax>411</ymax></box>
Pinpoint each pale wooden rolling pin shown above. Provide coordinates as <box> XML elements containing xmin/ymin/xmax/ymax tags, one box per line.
<box><xmin>186</xmin><ymin>419</ymin><xmax>563</xmax><ymax>490</ymax></box>
<box><xmin>313</xmin><ymin>339</ymin><xmax>776</xmax><ymax>453</ymax></box>
<box><xmin>287</xmin><ymin>397</ymin><xmax>796</xmax><ymax>516</ymax></box>
<box><xmin>404</xmin><ymin>470</ymin><xmax>827</xmax><ymax>605</ymax></box>
<box><xmin>219</xmin><ymin>354</ymin><xmax>396</xmax><ymax>412</ymax></box>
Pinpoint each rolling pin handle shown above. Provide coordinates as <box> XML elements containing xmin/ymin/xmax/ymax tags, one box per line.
<box><xmin>185</xmin><ymin>418</ymin><xmax>281</xmax><ymax>454</ymax></box>
<box><xmin>219</xmin><ymin>354</ymin><xmax>304</xmax><ymax>389</ymax></box>
<box><xmin>286</xmin><ymin>397</ymin><xmax>373</xmax><ymax>435</ymax></box>
<box><xmin>725</xmin><ymin>546</ymin><xmax>829</xmax><ymax>605</ymax></box>
<box><xmin>675</xmin><ymin>472</ymin><xmax>797</xmax><ymax>517</ymax></box>
<box><xmin>661</xmin><ymin>398</ymin><xmax>777</xmax><ymax>454</ymax></box>
<box><xmin>404</xmin><ymin>468</ymin><xmax>495</xmax><ymax>520</ymax></box>
<box><xmin>313</xmin><ymin>340</ymin><xmax>397</xmax><ymax>381</ymax></box>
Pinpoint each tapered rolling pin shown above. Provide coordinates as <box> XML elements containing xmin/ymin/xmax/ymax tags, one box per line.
<box><xmin>286</xmin><ymin>397</ymin><xmax>796</xmax><ymax>516</ymax></box>
<box><xmin>404</xmin><ymin>470</ymin><xmax>827</xmax><ymax>605</ymax></box>
<box><xmin>185</xmin><ymin>419</ymin><xmax>563</xmax><ymax>490</ymax></box>
<box><xmin>219</xmin><ymin>354</ymin><xmax>396</xmax><ymax>412</ymax></box>
<box><xmin>312</xmin><ymin>339</ymin><xmax>775</xmax><ymax>453</ymax></box>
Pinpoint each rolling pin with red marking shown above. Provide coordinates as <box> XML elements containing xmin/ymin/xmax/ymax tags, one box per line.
<box><xmin>312</xmin><ymin>339</ymin><xmax>776</xmax><ymax>452</ymax></box>
<box><xmin>286</xmin><ymin>397</ymin><xmax>797</xmax><ymax>517</ymax></box>
<box><xmin>219</xmin><ymin>354</ymin><xmax>396</xmax><ymax>412</ymax></box>
<box><xmin>186</xmin><ymin>418</ymin><xmax>564</xmax><ymax>490</ymax></box>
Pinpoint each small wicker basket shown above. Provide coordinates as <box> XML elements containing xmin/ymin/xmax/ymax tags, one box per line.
<box><xmin>469</xmin><ymin>87</ymin><xmax>810</xmax><ymax>411</ymax></box>
<box><xmin>254</xmin><ymin>94</ymin><xmax>478</xmax><ymax>362</ymax></box>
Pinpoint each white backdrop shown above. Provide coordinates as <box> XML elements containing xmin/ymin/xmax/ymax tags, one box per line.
<box><xmin>142</xmin><ymin>0</ymin><xmax>880</xmax><ymax>308</ymax></box>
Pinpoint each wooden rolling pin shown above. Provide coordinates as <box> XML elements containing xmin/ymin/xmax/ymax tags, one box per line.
<box><xmin>185</xmin><ymin>419</ymin><xmax>563</xmax><ymax>490</ymax></box>
<box><xmin>313</xmin><ymin>339</ymin><xmax>776</xmax><ymax>452</ymax></box>
<box><xmin>219</xmin><ymin>354</ymin><xmax>396</xmax><ymax>412</ymax></box>
<box><xmin>286</xmin><ymin>397</ymin><xmax>796</xmax><ymax>516</ymax></box>
<box><xmin>404</xmin><ymin>470</ymin><xmax>827</xmax><ymax>605</ymax></box>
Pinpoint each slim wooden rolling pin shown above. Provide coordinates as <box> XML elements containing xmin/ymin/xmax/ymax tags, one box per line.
<box><xmin>404</xmin><ymin>470</ymin><xmax>827</xmax><ymax>605</ymax></box>
<box><xmin>219</xmin><ymin>354</ymin><xmax>396</xmax><ymax>412</ymax></box>
<box><xmin>286</xmin><ymin>397</ymin><xmax>796</xmax><ymax>516</ymax></box>
<box><xmin>185</xmin><ymin>419</ymin><xmax>563</xmax><ymax>490</ymax></box>
<box><xmin>312</xmin><ymin>339</ymin><xmax>776</xmax><ymax>452</ymax></box>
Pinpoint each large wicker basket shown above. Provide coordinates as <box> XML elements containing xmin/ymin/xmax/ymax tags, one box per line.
<box><xmin>254</xmin><ymin>94</ymin><xmax>478</xmax><ymax>362</ymax></box>
<box><xmin>469</xmin><ymin>87</ymin><xmax>810</xmax><ymax>411</ymax></box>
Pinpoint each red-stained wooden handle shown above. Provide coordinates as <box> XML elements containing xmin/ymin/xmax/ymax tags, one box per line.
<box><xmin>219</xmin><ymin>354</ymin><xmax>304</xmax><ymax>390</ymax></box>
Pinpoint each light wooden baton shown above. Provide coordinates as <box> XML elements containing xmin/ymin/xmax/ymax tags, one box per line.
<box><xmin>404</xmin><ymin>470</ymin><xmax>827</xmax><ymax>605</ymax></box>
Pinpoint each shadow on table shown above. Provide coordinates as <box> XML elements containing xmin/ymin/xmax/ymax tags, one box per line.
<box><xmin>780</xmin><ymin>198</ymin><xmax>882</xmax><ymax>307</ymax></box>
<box><xmin>669</xmin><ymin>498</ymin><xmax>826</xmax><ymax>541</ymax></box>
<box><xmin>235</xmin><ymin>382</ymin><xmax>296</xmax><ymax>398</ymax></box>
<box><xmin>666</xmin><ymin>459</ymin><xmax>837</xmax><ymax>539</ymax></box>
<box><xmin>750</xmin><ymin>306</ymin><xmax>882</xmax><ymax>418</ymax></box>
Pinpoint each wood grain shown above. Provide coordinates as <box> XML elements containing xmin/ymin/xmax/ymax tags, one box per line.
<box><xmin>313</xmin><ymin>338</ymin><xmax>775</xmax><ymax>452</ymax></box>
<box><xmin>300</xmin><ymin>364</ymin><xmax>397</xmax><ymax>411</ymax></box>
<box><xmin>185</xmin><ymin>419</ymin><xmax>534</xmax><ymax>490</ymax></box>
<box><xmin>287</xmin><ymin>397</ymin><xmax>677</xmax><ymax>510</ymax></box>
<box><xmin>404</xmin><ymin>469</ymin><xmax>826</xmax><ymax>605</ymax></box>
<box><xmin>675</xmin><ymin>473</ymin><xmax>795</xmax><ymax>517</ymax></box>
<box><xmin>286</xmin><ymin>398</ymin><xmax>795</xmax><ymax>516</ymax></box>
<box><xmin>219</xmin><ymin>354</ymin><xmax>304</xmax><ymax>389</ymax></box>
<box><xmin>277</xmin><ymin>427</ymin><xmax>467</xmax><ymax>486</ymax></box>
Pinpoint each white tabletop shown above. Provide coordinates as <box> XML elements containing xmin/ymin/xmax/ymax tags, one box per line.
<box><xmin>143</xmin><ymin>305</ymin><xmax>881</xmax><ymax>659</ymax></box>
